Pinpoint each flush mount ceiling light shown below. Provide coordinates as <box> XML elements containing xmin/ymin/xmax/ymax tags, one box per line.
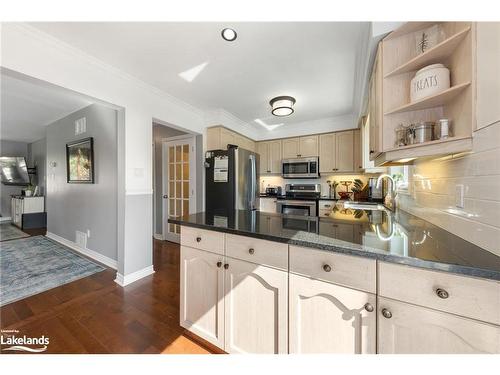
<box><xmin>221</xmin><ymin>28</ymin><xmax>237</xmax><ymax>41</ymax></box>
<box><xmin>270</xmin><ymin>96</ymin><xmax>296</xmax><ymax>117</ymax></box>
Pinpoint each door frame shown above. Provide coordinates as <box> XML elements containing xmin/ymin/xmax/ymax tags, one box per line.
<box><xmin>162</xmin><ymin>134</ymin><xmax>197</xmax><ymax>243</ymax></box>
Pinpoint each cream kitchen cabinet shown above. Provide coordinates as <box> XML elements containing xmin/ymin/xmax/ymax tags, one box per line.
<box><xmin>224</xmin><ymin>257</ymin><xmax>288</xmax><ymax>354</ymax></box>
<box><xmin>476</xmin><ymin>22</ymin><xmax>500</xmax><ymax>130</ymax></box>
<box><xmin>319</xmin><ymin>130</ymin><xmax>354</xmax><ymax>173</ymax></box>
<box><xmin>282</xmin><ymin>135</ymin><xmax>318</xmax><ymax>158</ymax></box>
<box><xmin>259</xmin><ymin>197</ymin><xmax>277</xmax><ymax>213</ymax></box>
<box><xmin>180</xmin><ymin>245</ymin><xmax>225</xmax><ymax>348</ymax></box>
<box><xmin>257</xmin><ymin>140</ymin><xmax>281</xmax><ymax>174</ymax></box>
<box><xmin>353</xmin><ymin>128</ymin><xmax>363</xmax><ymax>172</ymax></box>
<box><xmin>368</xmin><ymin>43</ymin><xmax>383</xmax><ymax>161</ymax></box>
<box><xmin>289</xmin><ymin>273</ymin><xmax>376</xmax><ymax>354</ymax></box>
<box><xmin>206</xmin><ymin>126</ymin><xmax>255</xmax><ymax>151</ymax></box>
<box><xmin>378</xmin><ymin>297</ymin><xmax>500</xmax><ymax>354</ymax></box>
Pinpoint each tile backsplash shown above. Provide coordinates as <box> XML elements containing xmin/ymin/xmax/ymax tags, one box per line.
<box><xmin>260</xmin><ymin>173</ymin><xmax>379</xmax><ymax>198</ymax></box>
<box><xmin>398</xmin><ymin>121</ymin><xmax>500</xmax><ymax>257</ymax></box>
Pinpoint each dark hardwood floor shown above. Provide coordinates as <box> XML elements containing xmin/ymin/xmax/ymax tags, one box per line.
<box><xmin>0</xmin><ymin>239</ymin><xmax>220</xmax><ymax>354</ymax></box>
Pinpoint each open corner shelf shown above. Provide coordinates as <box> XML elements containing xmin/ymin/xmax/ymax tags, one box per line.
<box><xmin>384</xmin><ymin>82</ymin><xmax>471</xmax><ymax>115</ymax></box>
<box><xmin>385</xmin><ymin>27</ymin><xmax>471</xmax><ymax>78</ymax></box>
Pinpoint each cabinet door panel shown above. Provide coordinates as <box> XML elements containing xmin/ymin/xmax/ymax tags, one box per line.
<box><xmin>282</xmin><ymin>138</ymin><xmax>300</xmax><ymax>159</ymax></box>
<box><xmin>257</xmin><ymin>142</ymin><xmax>269</xmax><ymax>174</ymax></box>
<box><xmin>319</xmin><ymin>133</ymin><xmax>335</xmax><ymax>173</ymax></box>
<box><xmin>299</xmin><ymin>135</ymin><xmax>319</xmax><ymax>157</ymax></box>
<box><xmin>378</xmin><ymin>298</ymin><xmax>500</xmax><ymax>354</ymax></box>
<box><xmin>224</xmin><ymin>259</ymin><xmax>288</xmax><ymax>354</ymax></box>
<box><xmin>353</xmin><ymin>129</ymin><xmax>362</xmax><ymax>172</ymax></box>
<box><xmin>268</xmin><ymin>140</ymin><xmax>282</xmax><ymax>173</ymax></box>
<box><xmin>180</xmin><ymin>246</ymin><xmax>224</xmax><ymax>349</ymax></box>
<box><xmin>289</xmin><ymin>274</ymin><xmax>376</xmax><ymax>354</ymax></box>
<box><xmin>335</xmin><ymin>130</ymin><xmax>354</xmax><ymax>172</ymax></box>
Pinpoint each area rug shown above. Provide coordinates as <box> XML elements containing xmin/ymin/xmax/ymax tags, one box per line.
<box><xmin>0</xmin><ymin>235</ymin><xmax>105</xmax><ymax>306</ymax></box>
<box><xmin>0</xmin><ymin>223</ymin><xmax>30</xmax><ymax>242</ymax></box>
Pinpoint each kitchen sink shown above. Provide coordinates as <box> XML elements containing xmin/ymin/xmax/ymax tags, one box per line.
<box><xmin>342</xmin><ymin>201</ymin><xmax>388</xmax><ymax>211</ymax></box>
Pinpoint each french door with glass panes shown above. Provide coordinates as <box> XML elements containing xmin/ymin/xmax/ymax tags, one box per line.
<box><xmin>163</xmin><ymin>136</ymin><xmax>196</xmax><ymax>243</ymax></box>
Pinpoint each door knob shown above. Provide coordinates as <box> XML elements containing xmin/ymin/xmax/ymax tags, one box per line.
<box><xmin>435</xmin><ymin>288</ymin><xmax>449</xmax><ymax>299</ymax></box>
<box><xmin>323</xmin><ymin>264</ymin><xmax>332</xmax><ymax>272</ymax></box>
<box><xmin>223</xmin><ymin>263</ymin><xmax>229</xmax><ymax>270</ymax></box>
<box><xmin>364</xmin><ymin>303</ymin><xmax>374</xmax><ymax>312</ymax></box>
<box><xmin>196</xmin><ymin>237</ymin><xmax>201</xmax><ymax>242</ymax></box>
<box><xmin>381</xmin><ymin>308</ymin><xmax>392</xmax><ymax>319</ymax></box>
<box><xmin>216</xmin><ymin>261</ymin><xmax>222</xmax><ymax>268</ymax></box>
<box><xmin>248</xmin><ymin>248</ymin><xmax>255</xmax><ymax>255</ymax></box>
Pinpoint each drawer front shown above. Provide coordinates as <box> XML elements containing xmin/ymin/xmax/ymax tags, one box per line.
<box><xmin>180</xmin><ymin>226</ymin><xmax>225</xmax><ymax>255</ymax></box>
<box><xmin>289</xmin><ymin>246</ymin><xmax>376</xmax><ymax>293</ymax></box>
<box><xmin>379</xmin><ymin>262</ymin><xmax>500</xmax><ymax>325</ymax></box>
<box><xmin>226</xmin><ymin>234</ymin><xmax>288</xmax><ymax>270</ymax></box>
<box><xmin>318</xmin><ymin>200</ymin><xmax>334</xmax><ymax>210</ymax></box>
<box><xmin>319</xmin><ymin>209</ymin><xmax>332</xmax><ymax>217</ymax></box>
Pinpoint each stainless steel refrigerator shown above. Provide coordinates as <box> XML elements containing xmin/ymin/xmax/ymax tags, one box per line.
<box><xmin>205</xmin><ymin>146</ymin><xmax>260</xmax><ymax>211</ymax></box>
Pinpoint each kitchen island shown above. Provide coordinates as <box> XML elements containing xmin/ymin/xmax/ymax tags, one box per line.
<box><xmin>169</xmin><ymin>206</ymin><xmax>500</xmax><ymax>354</ymax></box>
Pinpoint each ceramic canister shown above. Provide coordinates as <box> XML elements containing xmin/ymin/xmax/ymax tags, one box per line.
<box><xmin>410</xmin><ymin>63</ymin><xmax>450</xmax><ymax>102</ymax></box>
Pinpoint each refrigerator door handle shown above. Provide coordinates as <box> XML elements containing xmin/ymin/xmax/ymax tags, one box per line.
<box><xmin>249</xmin><ymin>154</ymin><xmax>256</xmax><ymax>210</ymax></box>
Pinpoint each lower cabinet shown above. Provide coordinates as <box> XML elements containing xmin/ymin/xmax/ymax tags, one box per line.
<box><xmin>180</xmin><ymin>246</ymin><xmax>225</xmax><ymax>348</ymax></box>
<box><xmin>259</xmin><ymin>197</ymin><xmax>277</xmax><ymax>213</ymax></box>
<box><xmin>377</xmin><ymin>298</ymin><xmax>500</xmax><ymax>354</ymax></box>
<box><xmin>289</xmin><ymin>273</ymin><xmax>376</xmax><ymax>354</ymax></box>
<box><xmin>224</xmin><ymin>258</ymin><xmax>288</xmax><ymax>354</ymax></box>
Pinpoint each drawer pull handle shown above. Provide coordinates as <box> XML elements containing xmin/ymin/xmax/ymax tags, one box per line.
<box><xmin>216</xmin><ymin>261</ymin><xmax>222</xmax><ymax>268</ymax></box>
<box><xmin>248</xmin><ymin>248</ymin><xmax>255</xmax><ymax>255</ymax></box>
<box><xmin>381</xmin><ymin>308</ymin><xmax>392</xmax><ymax>319</ymax></box>
<box><xmin>436</xmin><ymin>288</ymin><xmax>449</xmax><ymax>299</ymax></box>
<box><xmin>324</xmin><ymin>204</ymin><xmax>331</xmax><ymax>207</ymax></box>
<box><xmin>364</xmin><ymin>303</ymin><xmax>374</xmax><ymax>312</ymax></box>
<box><xmin>196</xmin><ymin>237</ymin><xmax>202</xmax><ymax>242</ymax></box>
<box><xmin>224</xmin><ymin>263</ymin><xmax>229</xmax><ymax>270</ymax></box>
<box><xmin>323</xmin><ymin>264</ymin><xmax>332</xmax><ymax>272</ymax></box>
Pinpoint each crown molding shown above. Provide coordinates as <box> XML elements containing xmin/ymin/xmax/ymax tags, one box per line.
<box><xmin>4</xmin><ymin>23</ymin><xmax>205</xmax><ymax>118</ymax></box>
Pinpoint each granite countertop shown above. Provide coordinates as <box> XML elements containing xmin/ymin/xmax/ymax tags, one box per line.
<box><xmin>169</xmin><ymin>207</ymin><xmax>500</xmax><ymax>281</ymax></box>
<box><xmin>259</xmin><ymin>194</ymin><xmax>339</xmax><ymax>201</ymax></box>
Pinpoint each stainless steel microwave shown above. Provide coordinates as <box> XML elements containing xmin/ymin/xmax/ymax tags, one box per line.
<box><xmin>281</xmin><ymin>157</ymin><xmax>319</xmax><ymax>178</ymax></box>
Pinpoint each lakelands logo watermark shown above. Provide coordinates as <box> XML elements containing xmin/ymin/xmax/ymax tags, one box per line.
<box><xmin>1</xmin><ymin>329</ymin><xmax>49</xmax><ymax>353</ymax></box>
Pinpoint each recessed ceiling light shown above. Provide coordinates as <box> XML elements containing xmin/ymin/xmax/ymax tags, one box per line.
<box><xmin>221</xmin><ymin>28</ymin><xmax>237</xmax><ymax>42</ymax></box>
<box><xmin>270</xmin><ymin>96</ymin><xmax>296</xmax><ymax>117</ymax></box>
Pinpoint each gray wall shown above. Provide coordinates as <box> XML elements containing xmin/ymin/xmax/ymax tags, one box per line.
<box><xmin>27</xmin><ymin>138</ymin><xmax>47</xmax><ymax>197</ymax></box>
<box><xmin>0</xmin><ymin>140</ymin><xmax>29</xmax><ymax>217</ymax></box>
<box><xmin>153</xmin><ymin>123</ymin><xmax>186</xmax><ymax>235</ymax></box>
<box><xmin>46</xmin><ymin>104</ymin><xmax>117</xmax><ymax>261</ymax></box>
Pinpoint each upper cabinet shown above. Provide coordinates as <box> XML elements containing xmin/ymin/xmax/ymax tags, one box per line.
<box><xmin>371</xmin><ymin>22</ymin><xmax>477</xmax><ymax>165</ymax></box>
<box><xmin>319</xmin><ymin>130</ymin><xmax>356</xmax><ymax>173</ymax></box>
<box><xmin>476</xmin><ymin>22</ymin><xmax>500</xmax><ymax>130</ymax></box>
<box><xmin>282</xmin><ymin>135</ymin><xmax>319</xmax><ymax>158</ymax></box>
<box><xmin>257</xmin><ymin>140</ymin><xmax>281</xmax><ymax>175</ymax></box>
<box><xmin>206</xmin><ymin>126</ymin><xmax>255</xmax><ymax>152</ymax></box>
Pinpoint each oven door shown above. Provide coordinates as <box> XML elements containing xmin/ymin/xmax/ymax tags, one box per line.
<box><xmin>276</xmin><ymin>200</ymin><xmax>317</xmax><ymax>217</ymax></box>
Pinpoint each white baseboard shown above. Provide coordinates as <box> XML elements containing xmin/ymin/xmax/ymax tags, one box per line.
<box><xmin>45</xmin><ymin>231</ymin><xmax>118</xmax><ymax>270</ymax></box>
<box><xmin>114</xmin><ymin>265</ymin><xmax>155</xmax><ymax>287</ymax></box>
<box><xmin>0</xmin><ymin>216</ymin><xmax>12</xmax><ymax>223</ymax></box>
<box><xmin>153</xmin><ymin>233</ymin><xmax>164</xmax><ymax>240</ymax></box>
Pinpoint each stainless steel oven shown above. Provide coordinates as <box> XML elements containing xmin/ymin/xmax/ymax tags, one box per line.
<box><xmin>276</xmin><ymin>199</ymin><xmax>317</xmax><ymax>216</ymax></box>
<box><xmin>281</xmin><ymin>157</ymin><xmax>319</xmax><ymax>178</ymax></box>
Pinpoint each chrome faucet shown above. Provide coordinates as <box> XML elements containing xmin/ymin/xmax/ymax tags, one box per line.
<box><xmin>376</xmin><ymin>174</ymin><xmax>397</xmax><ymax>210</ymax></box>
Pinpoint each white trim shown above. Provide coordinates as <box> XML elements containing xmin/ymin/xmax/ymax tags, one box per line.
<box><xmin>0</xmin><ymin>217</ymin><xmax>12</xmax><ymax>223</ymax></box>
<box><xmin>153</xmin><ymin>233</ymin><xmax>164</xmax><ymax>240</ymax></box>
<box><xmin>45</xmin><ymin>231</ymin><xmax>118</xmax><ymax>270</ymax></box>
<box><xmin>114</xmin><ymin>265</ymin><xmax>155</xmax><ymax>287</ymax></box>
<box><xmin>125</xmin><ymin>190</ymin><xmax>154</xmax><ymax>195</ymax></box>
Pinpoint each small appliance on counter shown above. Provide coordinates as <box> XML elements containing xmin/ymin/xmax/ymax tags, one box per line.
<box><xmin>205</xmin><ymin>146</ymin><xmax>260</xmax><ymax>211</ymax></box>
<box><xmin>264</xmin><ymin>186</ymin><xmax>282</xmax><ymax>196</ymax></box>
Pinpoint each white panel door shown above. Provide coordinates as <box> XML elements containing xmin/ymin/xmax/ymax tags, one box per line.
<box><xmin>180</xmin><ymin>246</ymin><xmax>225</xmax><ymax>349</ymax></box>
<box><xmin>289</xmin><ymin>273</ymin><xmax>376</xmax><ymax>354</ymax></box>
<box><xmin>224</xmin><ymin>258</ymin><xmax>288</xmax><ymax>354</ymax></box>
<box><xmin>378</xmin><ymin>298</ymin><xmax>500</xmax><ymax>354</ymax></box>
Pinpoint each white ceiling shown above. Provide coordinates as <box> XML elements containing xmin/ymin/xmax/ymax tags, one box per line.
<box><xmin>1</xmin><ymin>73</ymin><xmax>92</xmax><ymax>143</ymax></box>
<box><xmin>29</xmin><ymin>22</ymin><xmax>370</xmax><ymax>132</ymax></box>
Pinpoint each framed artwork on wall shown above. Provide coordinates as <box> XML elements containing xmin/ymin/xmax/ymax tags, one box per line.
<box><xmin>66</xmin><ymin>137</ymin><xmax>94</xmax><ymax>183</ymax></box>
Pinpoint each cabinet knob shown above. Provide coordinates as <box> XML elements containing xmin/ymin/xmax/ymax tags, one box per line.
<box><xmin>323</xmin><ymin>264</ymin><xmax>332</xmax><ymax>272</ymax></box>
<box><xmin>435</xmin><ymin>288</ymin><xmax>449</xmax><ymax>299</ymax></box>
<box><xmin>196</xmin><ymin>236</ymin><xmax>202</xmax><ymax>242</ymax></box>
<box><xmin>248</xmin><ymin>248</ymin><xmax>255</xmax><ymax>255</ymax></box>
<box><xmin>216</xmin><ymin>261</ymin><xmax>222</xmax><ymax>268</ymax></box>
<box><xmin>224</xmin><ymin>263</ymin><xmax>229</xmax><ymax>270</ymax></box>
<box><xmin>381</xmin><ymin>308</ymin><xmax>392</xmax><ymax>319</ymax></box>
<box><xmin>370</xmin><ymin>150</ymin><xmax>374</xmax><ymax>154</ymax></box>
<box><xmin>364</xmin><ymin>303</ymin><xmax>374</xmax><ymax>312</ymax></box>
